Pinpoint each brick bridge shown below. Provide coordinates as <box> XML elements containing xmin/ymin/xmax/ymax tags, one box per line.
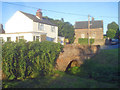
<box><xmin>55</xmin><ymin>44</ymin><xmax>100</xmax><ymax>71</ymax></box>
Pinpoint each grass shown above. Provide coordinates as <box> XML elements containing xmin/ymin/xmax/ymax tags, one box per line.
<box><xmin>2</xmin><ymin>71</ymin><xmax>118</xmax><ymax>88</ymax></box>
<box><xmin>2</xmin><ymin>48</ymin><xmax>119</xmax><ymax>88</ymax></box>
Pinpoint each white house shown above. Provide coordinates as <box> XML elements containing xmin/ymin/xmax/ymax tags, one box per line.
<box><xmin>0</xmin><ymin>9</ymin><xmax>58</xmax><ymax>43</ymax></box>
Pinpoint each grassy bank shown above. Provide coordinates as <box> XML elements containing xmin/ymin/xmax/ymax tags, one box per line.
<box><xmin>2</xmin><ymin>71</ymin><xmax>118</xmax><ymax>88</ymax></box>
<box><xmin>2</xmin><ymin>48</ymin><xmax>119</xmax><ymax>88</ymax></box>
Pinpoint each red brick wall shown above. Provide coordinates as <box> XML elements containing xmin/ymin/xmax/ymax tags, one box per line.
<box><xmin>74</xmin><ymin>28</ymin><xmax>103</xmax><ymax>43</ymax></box>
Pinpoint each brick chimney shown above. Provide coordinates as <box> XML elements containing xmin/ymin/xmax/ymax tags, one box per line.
<box><xmin>36</xmin><ymin>9</ymin><xmax>42</xmax><ymax>19</ymax></box>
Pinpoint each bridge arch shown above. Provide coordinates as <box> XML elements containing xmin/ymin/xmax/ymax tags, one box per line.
<box><xmin>65</xmin><ymin>60</ymin><xmax>79</xmax><ymax>72</ymax></box>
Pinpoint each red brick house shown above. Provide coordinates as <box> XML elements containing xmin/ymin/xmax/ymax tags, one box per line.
<box><xmin>74</xmin><ymin>20</ymin><xmax>103</xmax><ymax>44</ymax></box>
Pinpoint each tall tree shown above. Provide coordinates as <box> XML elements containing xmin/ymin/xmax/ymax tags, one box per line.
<box><xmin>107</xmin><ymin>22</ymin><xmax>119</xmax><ymax>39</ymax></box>
<box><xmin>106</xmin><ymin>29</ymin><xmax>116</xmax><ymax>39</ymax></box>
<box><xmin>107</xmin><ymin>22</ymin><xmax>119</xmax><ymax>31</ymax></box>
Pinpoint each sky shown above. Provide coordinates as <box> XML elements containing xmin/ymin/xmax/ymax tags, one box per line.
<box><xmin>0</xmin><ymin>1</ymin><xmax>119</xmax><ymax>34</ymax></box>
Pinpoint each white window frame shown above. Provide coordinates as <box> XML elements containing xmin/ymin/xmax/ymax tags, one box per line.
<box><xmin>92</xmin><ymin>33</ymin><xmax>96</xmax><ymax>39</ymax></box>
<box><xmin>51</xmin><ymin>26</ymin><xmax>55</xmax><ymax>32</ymax></box>
<box><xmin>7</xmin><ymin>37</ymin><xmax>11</xmax><ymax>41</ymax></box>
<box><xmin>38</xmin><ymin>23</ymin><xmax>44</xmax><ymax>31</ymax></box>
<box><xmin>81</xmin><ymin>34</ymin><xmax>85</xmax><ymax>38</ymax></box>
<box><xmin>19</xmin><ymin>36</ymin><xmax>24</xmax><ymax>39</ymax></box>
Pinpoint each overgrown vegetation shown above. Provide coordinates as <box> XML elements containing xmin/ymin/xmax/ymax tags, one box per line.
<box><xmin>107</xmin><ymin>22</ymin><xmax>119</xmax><ymax>39</ymax></box>
<box><xmin>78</xmin><ymin>38</ymin><xmax>94</xmax><ymax>45</ymax></box>
<box><xmin>2</xmin><ymin>41</ymin><xmax>119</xmax><ymax>88</ymax></box>
<box><xmin>2</xmin><ymin>40</ymin><xmax>63</xmax><ymax>80</ymax></box>
<box><xmin>3</xmin><ymin>70</ymin><xmax>118</xmax><ymax>88</ymax></box>
<box><xmin>67</xmin><ymin>48</ymin><xmax>119</xmax><ymax>86</ymax></box>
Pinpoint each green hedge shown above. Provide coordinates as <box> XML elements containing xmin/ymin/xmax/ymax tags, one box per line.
<box><xmin>2</xmin><ymin>40</ymin><xmax>63</xmax><ymax>80</ymax></box>
<box><xmin>78</xmin><ymin>38</ymin><xmax>94</xmax><ymax>45</ymax></box>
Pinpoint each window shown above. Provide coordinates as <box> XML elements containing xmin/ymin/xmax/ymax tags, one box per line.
<box><xmin>51</xmin><ymin>26</ymin><xmax>55</xmax><ymax>32</ymax></box>
<box><xmin>81</xmin><ymin>34</ymin><xmax>85</xmax><ymax>38</ymax></box>
<box><xmin>36</xmin><ymin>36</ymin><xmax>40</xmax><ymax>41</ymax></box>
<box><xmin>38</xmin><ymin>23</ymin><xmax>44</xmax><ymax>31</ymax></box>
<box><xmin>7</xmin><ymin>37</ymin><xmax>11</xmax><ymax>41</ymax></box>
<box><xmin>19</xmin><ymin>36</ymin><xmax>24</xmax><ymax>39</ymax></box>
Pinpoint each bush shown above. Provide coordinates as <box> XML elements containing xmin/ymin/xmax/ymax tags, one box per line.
<box><xmin>67</xmin><ymin>66</ymin><xmax>81</xmax><ymax>75</ymax></box>
<box><xmin>2</xmin><ymin>40</ymin><xmax>63</xmax><ymax>80</ymax></box>
<box><xmin>78</xmin><ymin>38</ymin><xmax>94</xmax><ymax>45</ymax></box>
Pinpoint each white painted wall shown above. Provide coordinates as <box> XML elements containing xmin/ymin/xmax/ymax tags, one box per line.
<box><xmin>4</xmin><ymin>10</ymin><xmax>58</xmax><ymax>43</ymax></box>
<box><xmin>0</xmin><ymin>32</ymin><xmax>46</xmax><ymax>42</ymax></box>
<box><xmin>34</xmin><ymin>22</ymin><xmax>58</xmax><ymax>43</ymax></box>
<box><xmin>5</xmin><ymin>11</ymin><xmax>33</xmax><ymax>33</ymax></box>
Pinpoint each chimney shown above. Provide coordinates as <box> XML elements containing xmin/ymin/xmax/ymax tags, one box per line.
<box><xmin>36</xmin><ymin>9</ymin><xmax>42</xmax><ymax>19</ymax></box>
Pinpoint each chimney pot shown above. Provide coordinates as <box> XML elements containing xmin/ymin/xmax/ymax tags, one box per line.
<box><xmin>36</xmin><ymin>9</ymin><xmax>42</xmax><ymax>19</ymax></box>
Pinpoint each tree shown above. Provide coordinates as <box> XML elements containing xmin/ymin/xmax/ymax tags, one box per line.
<box><xmin>106</xmin><ymin>29</ymin><xmax>116</xmax><ymax>39</ymax></box>
<box><xmin>107</xmin><ymin>22</ymin><xmax>119</xmax><ymax>31</ymax></box>
<box><xmin>107</xmin><ymin>22</ymin><xmax>119</xmax><ymax>39</ymax></box>
<box><xmin>44</xmin><ymin>16</ymin><xmax>75</xmax><ymax>43</ymax></box>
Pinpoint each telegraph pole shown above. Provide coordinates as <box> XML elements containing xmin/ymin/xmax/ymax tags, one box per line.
<box><xmin>88</xmin><ymin>15</ymin><xmax>90</xmax><ymax>45</ymax></box>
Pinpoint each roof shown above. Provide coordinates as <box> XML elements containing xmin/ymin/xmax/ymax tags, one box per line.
<box><xmin>19</xmin><ymin>11</ymin><xmax>57</xmax><ymax>26</ymax></box>
<box><xmin>74</xmin><ymin>20</ymin><xmax>103</xmax><ymax>29</ymax></box>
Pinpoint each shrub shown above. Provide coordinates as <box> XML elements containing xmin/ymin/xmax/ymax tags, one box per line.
<box><xmin>2</xmin><ymin>40</ymin><xmax>63</xmax><ymax>80</ymax></box>
<box><xmin>78</xmin><ymin>38</ymin><xmax>94</xmax><ymax>45</ymax></box>
<box><xmin>67</xmin><ymin>66</ymin><xmax>81</xmax><ymax>75</ymax></box>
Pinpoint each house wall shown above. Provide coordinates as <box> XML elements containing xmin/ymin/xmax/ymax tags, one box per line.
<box><xmin>44</xmin><ymin>24</ymin><xmax>58</xmax><ymax>43</ymax></box>
<box><xmin>74</xmin><ymin>28</ymin><xmax>103</xmax><ymax>43</ymax></box>
<box><xmin>0</xmin><ymin>32</ymin><xmax>46</xmax><ymax>42</ymax></box>
<box><xmin>33</xmin><ymin>22</ymin><xmax>58</xmax><ymax>43</ymax></box>
<box><xmin>0</xmin><ymin>33</ymin><xmax>33</xmax><ymax>42</ymax></box>
<box><xmin>5</xmin><ymin>11</ymin><xmax>33</xmax><ymax>33</ymax></box>
<box><xmin>4</xmin><ymin>11</ymin><xmax>58</xmax><ymax>43</ymax></box>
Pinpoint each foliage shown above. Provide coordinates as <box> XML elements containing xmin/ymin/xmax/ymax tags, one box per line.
<box><xmin>67</xmin><ymin>66</ymin><xmax>80</xmax><ymax>75</ymax></box>
<box><xmin>78</xmin><ymin>38</ymin><xmax>94</xmax><ymax>45</ymax></box>
<box><xmin>115</xmin><ymin>30</ymin><xmax>120</xmax><ymax>39</ymax></box>
<box><xmin>43</xmin><ymin>16</ymin><xmax>75</xmax><ymax>43</ymax></box>
<box><xmin>107</xmin><ymin>22</ymin><xmax>119</xmax><ymax>39</ymax></box>
<box><xmin>106</xmin><ymin>29</ymin><xmax>116</xmax><ymax>39</ymax></box>
<box><xmin>90</xmin><ymin>39</ymin><xmax>94</xmax><ymax>44</ymax></box>
<box><xmin>107</xmin><ymin>22</ymin><xmax>119</xmax><ymax>31</ymax></box>
<box><xmin>3</xmin><ymin>71</ymin><xmax>118</xmax><ymax>88</ymax></box>
<box><xmin>2</xmin><ymin>40</ymin><xmax>63</xmax><ymax>80</ymax></box>
<box><xmin>67</xmin><ymin>48</ymin><xmax>119</xmax><ymax>84</ymax></box>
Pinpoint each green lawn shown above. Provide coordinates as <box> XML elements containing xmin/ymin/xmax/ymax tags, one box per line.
<box><xmin>2</xmin><ymin>71</ymin><xmax>118</xmax><ymax>88</ymax></box>
<box><xmin>2</xmin><ymin>48</ymin><xmax>119</xmax><ymax>88</ymax></box>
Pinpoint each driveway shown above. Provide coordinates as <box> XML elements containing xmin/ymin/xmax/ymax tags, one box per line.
<box><xmin>100</xmin><ymin>44</ymin><xmax>120</xmax><ymax>50</ymax></box>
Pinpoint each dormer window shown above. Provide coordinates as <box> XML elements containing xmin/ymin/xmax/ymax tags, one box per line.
<box><xmin>38</xmin><ymin>23</ymin><xmax>44</xmax><ymax>31</ymax></box>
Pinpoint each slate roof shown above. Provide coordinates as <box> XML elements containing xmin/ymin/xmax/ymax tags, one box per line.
<box><xmin>74</xmin><ymin>20</ymin><xmax>103</xmax><ymax>29</ymax></box>
<box><xmin>20</xmin><ymin>11</ymin><xmax>57</xmax><ymax>26</ymax></box>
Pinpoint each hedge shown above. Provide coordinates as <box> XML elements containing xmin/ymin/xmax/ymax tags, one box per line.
<box><xmin>2</xmin><ymin>40</ymin><xmax>63</xmax><ymax>80</ymax></box>
<box><xmin>78</xmin><ymin>38</ymin><xmax>94</xmax><ymax>45</ymax></box>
